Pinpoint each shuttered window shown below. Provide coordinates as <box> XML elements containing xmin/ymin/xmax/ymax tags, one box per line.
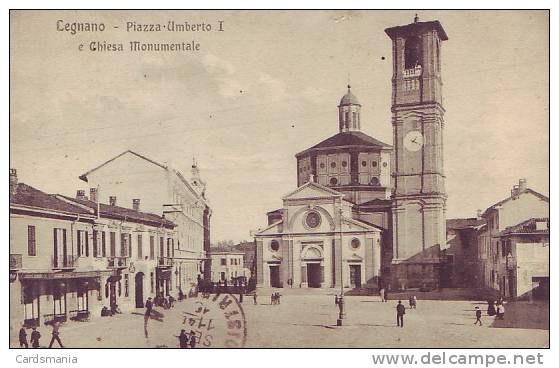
<box><xmin>137</xmin><ymin>234</ymin><xmax>143</xmax><ymax>260</ymax></box>
<box><xmin>27</xmin><ymin>225</ymin><xmax>36</xmax><ymax>256</ymax></box>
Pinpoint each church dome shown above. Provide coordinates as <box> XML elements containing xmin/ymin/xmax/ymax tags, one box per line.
<box><xmin>339</xmin><ymin>85</ymin><xmax>360</xmax><ymax>106</ymax></box>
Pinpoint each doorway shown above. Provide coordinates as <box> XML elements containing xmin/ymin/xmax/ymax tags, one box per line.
<box><xmin>135</xmin><ymin>272</ymin><xmax>144</xmax><ymax>308</ymax></box>
<box><xmin>307</xmin><ymin>263</ymin><xmax>321</xmax><ymax>288</ymax></box>
<box><xmin>349</xmin><ymin>265</ymin><xmax>362</xmax><ymax>288</ymax></box>
<box><xmin>269</xmin><ymin>265</ymin><xmax>281</xmax><ymax>288</ymax></box>
<box><xmin>108</xmin><ymin>281</ymin><xmax>117</xmax><ymax>310</ymax></box>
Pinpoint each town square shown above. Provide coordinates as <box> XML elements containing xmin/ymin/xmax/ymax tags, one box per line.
<box><xmin>9</xmin><ymin>10</ymin><xmax>549</xmax><ymax>349</ymax></box>
<box><xmin>9</xmin><ymin>289</ymin><xmax>550</xmax><ymax>348</ymax></box>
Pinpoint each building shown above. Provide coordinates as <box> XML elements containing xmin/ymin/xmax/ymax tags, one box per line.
<box><xmin>78</xmin><ymin>150</ymin><xmax>212</xmax><ymax>289</ymax></box>
<box><xmin>255</xmin><ymin>179</ymin><xmax>383</xmax><ymax>289</ymax></box>
<box><xmin>209</xmin><ymin>252</ymin><xmax>248</xmax><ymax>283</ymax></box>
<box><xmin>9</xmin><ymin>169</ymin><xmax>176</xmax><ymax>341</ymax></box>
<box><xmin>496</xmin><ymin>218</ymin><xmax>549</xmax><ymax>299</ymax></box>
<box><xmin>255</xmin><ymin>17</ymin><xmax>451</xmax><ymax>291</ymax></box>
<box><xmin>480</xmin><ymin>179</ymin><xmax>549</xmax><ymax>298</ymax></box>
<box><xmin>386</xmin><ymin>17</ymin><xmax>449</xmax><ymax>289</ymax></box>
<box><xmin>444</xmin><ymin>217</ymin><xmax>487</xmax><ymax>288</ymax></box>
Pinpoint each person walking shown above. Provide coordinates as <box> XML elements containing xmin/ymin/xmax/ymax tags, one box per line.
<box><xmin>497</xmin><ymin>303</ymin><xmax>505</xmax><ymax>320</ymax></box>
<box><xmin>396</xmin><ymin>300</ymin><xmax>406</xmax><ymax>328</ymax></box>
<box><xmin>189</xmin><ymin>331</ymin><xmax>197</xmax><ymax>348</ymax></box>
<box><xmin>239</xmin><ymin>292</ymin><xmax>244</xmax><ymax>303</ymax></box>
<box><xmin>145</xmin><ymin>297</ymin><xmax>153</xmax><ymax>316</ymax></box>
<box><xmin>144</xmin><ymin>296</ymin><xmax>153</xmax><ymax>337</ymax></box>
<box><xmin>474</xmin><ymin>307</ymin><xmax>483</xmax><ymax>326</ymax></box>
<box><xmin>412</xmin><ymin>295</ymin><xmax>417</xmax><ymax>309</ymax></box>
<box><xmin>178</xmin><ymin>329</ymin><xmax>189</xmax><ymax>348</ymax></box>
<box><xmin>253</xmin><ymin>292</ymin><xmax>257</xmax><ymax>305</ymax></box>
<box><xmin>379</xmin><ymin>288</ymin><xmax>385</xmax><ymax>303</ymax></box>
<box><xmin>30</xmin><ymin>327</ymin><xmax>41</xmax><ymax>348</ymax></box>
<box><xmin>19</xmin><ymin>326</ymin><xmax>28</xmax><ymax>348</ymax></box>
<box><xmin>48</xmin><ymin>320</ymin><xmax>64</xmax><ymax>348</ymax></box>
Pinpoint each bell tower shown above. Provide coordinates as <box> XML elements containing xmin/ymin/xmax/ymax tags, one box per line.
<box><xmin>385</xmin><ymin>16</ymin><xmax>448</xmax><ymax>289</ymax></box>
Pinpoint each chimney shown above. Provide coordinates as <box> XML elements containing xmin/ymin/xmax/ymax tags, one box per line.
<box><xmin>76</xmin><ymin>190</ymin><xmax>86</xmax><ymax>200</ymax></box>
<box><xmin>132</xmin><ymin>199</ymin><xmax>141</xmax><ymax>211</ymax></box>
<box><xmin>109</xmin><ymin>196</ymin><xmax>117</xmax><ymax>206</ymax></box>
<box><xmin>518</xmin><ymin>178</ymin><xmax>527</xmax><ymax>192</ymax></box>
<box><xmin>511</xmin><ymin>185</ymin><xmax>519</xmax><ymax>198</ymax></box>
<box><xmin>476</xmin><ymin>209</ymin><xmax>482</xmax><ymax>219</ymax></box>
<box><xmin>90</xmin><ymin>187</ymin><xmax>98</xmax><ymax>203</ymax></box>
<box><xmin>9</xmin><ymin>168</ymin><xmax>18</xmax><ymax>195</ymax></box>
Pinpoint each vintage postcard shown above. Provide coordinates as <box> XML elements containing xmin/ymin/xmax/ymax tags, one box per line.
<box><xmin>9</xmin><ymin>10</ymin><xmax>549</xmax><ymax>353</ymax></box>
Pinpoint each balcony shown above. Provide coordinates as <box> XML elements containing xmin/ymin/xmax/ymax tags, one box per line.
<box><xmin>10</xmin><ymin>254</ymin><xmax>22</xmax><ymax>270</ymax></box>
<box><xmin>403</xmin><ymin>65</ymin><xmax>422</xmax><ymax>79</ymax></box>
<box><xmin>157</xmin><ymin>257</ymin><xmax>173</xmax><ymax>268</ymax></box>
<box><xmin>107</xmin><ymin>256</ymin><xmax>129</xmax><ymax>269</ymax></box>
<box><xmin>52</xmin><ymin>255</ymin><xmax>77</xmax><ymax>270</ymax></box>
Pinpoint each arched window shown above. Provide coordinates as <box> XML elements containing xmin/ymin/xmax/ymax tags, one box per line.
<box><xmin>404</xmin><ymin>36</ymin><xmax>422</xmax><ymax>69</ymax></box>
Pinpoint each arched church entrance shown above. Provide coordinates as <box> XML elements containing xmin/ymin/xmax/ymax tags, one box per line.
<box><xmin>135</xmin><ymin>272</ymin><xmax>144</xmax><ymax>308</ymax></box>
<box><xmin>268</xmin><ymin>261</ymin><xmax>281</xmax><ymax>288</ymax></box>
<box><xmin>301</xmin><ymin>246</ymin><xmax>324</xmax><ymax>288</ymax></box>
<box><xmin>306</xmin><ymin>263</ymin><xmax>322</xmax><ymax>288</ymax></box>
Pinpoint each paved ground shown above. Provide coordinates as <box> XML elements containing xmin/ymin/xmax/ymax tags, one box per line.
<box><xmin>10</xmin><ymin>290</ymin><xmax>549</xmax><ymax>348</ymax></box>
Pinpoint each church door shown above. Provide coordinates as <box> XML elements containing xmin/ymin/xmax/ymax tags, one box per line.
<box><xmin>269</xmin><ymin>265</ymin><xmax>281</xmax><ymax>288</ymax></box>
<box><xmin>307</xmin><ymin>263</ymin><xmax>322</xmax><ymax>288</ymax></box>
<box><xmin>349</xmin><ymin>265</ymin><xmax>362</xmax><ymax>288</ymax></box>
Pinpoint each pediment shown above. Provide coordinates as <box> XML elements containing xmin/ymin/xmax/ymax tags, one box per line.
<box><xmin>346</xmin><ymin>253</ymin><xmax>364</xmax><ymax>262</ymax></box>
<box><xmin>283</xmin><ymin>182</ymin><xmax>343</xmax><ymax>201</ymax></box>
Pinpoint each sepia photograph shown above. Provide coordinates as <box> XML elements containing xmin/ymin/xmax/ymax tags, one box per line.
<box><xmin>8</xmin><ymin>9</ymin><xmax>549</xmax><ymax>352</ymax></box>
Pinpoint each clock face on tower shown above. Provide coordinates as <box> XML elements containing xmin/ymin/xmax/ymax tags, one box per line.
<box><xmin>403</xmin><ymin>130</ymin><xmax>424</xmax><ymax>152</ymax></box>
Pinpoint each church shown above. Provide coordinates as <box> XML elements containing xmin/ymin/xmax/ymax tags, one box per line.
<box><xmin>255</xmin><ymin>17</ymin><xmax>448</xmax><ymax>291</ymax></box>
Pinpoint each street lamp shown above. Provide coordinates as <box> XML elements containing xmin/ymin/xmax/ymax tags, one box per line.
<box><xmin>337</xmin><ymin>207</ymin><xmax>346</xmax><ymax>326</ymax></box>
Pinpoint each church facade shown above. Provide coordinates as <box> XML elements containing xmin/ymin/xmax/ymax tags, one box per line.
<box><xmin>255</xmin><ymin>17</ymin><xmax>449</xmax><ymax>291</ymax></box>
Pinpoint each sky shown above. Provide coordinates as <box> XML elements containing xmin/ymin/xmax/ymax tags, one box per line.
<box><xmin>10</xmin><ymin>10</ymin><xmax>549</xmax><ymax>242</ymax></box>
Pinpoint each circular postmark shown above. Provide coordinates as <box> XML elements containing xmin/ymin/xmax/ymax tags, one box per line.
<box><xmin>180</xmin><ymin>290</ymin><xmax>247</xmax><ymax>348</ymax></box>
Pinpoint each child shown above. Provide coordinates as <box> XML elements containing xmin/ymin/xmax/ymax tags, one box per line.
<box><xmin>474</xmin><ymin>307</ymin><xmax>482</xmax><ymax>326</ymax></box>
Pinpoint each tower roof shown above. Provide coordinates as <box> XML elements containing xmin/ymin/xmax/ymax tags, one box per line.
<box><xmin>339</xmin><ymin>85</ymin><xmax>360</xmax><ymax>106</ymax></box>
<box><xmin>385</xmin><ymin>19</ymin><xmax>448</xmax><ymax>41</ymax></box>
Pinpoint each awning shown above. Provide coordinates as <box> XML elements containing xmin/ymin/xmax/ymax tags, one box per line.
<box><xmin>19</xmin><ymin>270</ymin><xmax>112</xmax><ymax>280</ymax></box>
<box><xmin>107</xmin><ymin>275</ymin><xmax>122</xmax><ymax>283</ymax></box>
